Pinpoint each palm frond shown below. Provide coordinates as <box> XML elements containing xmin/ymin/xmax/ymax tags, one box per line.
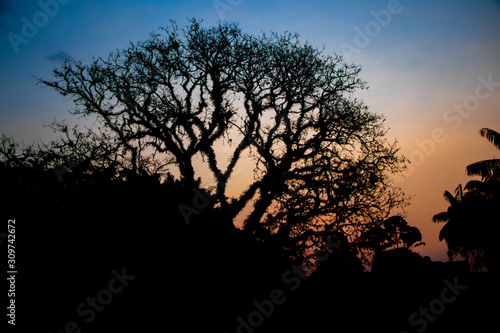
<box><xmin>432</xmin><ymin>211</ymin><xmax>449</xmax><ymax>223</ymax></box>
<box><xmin>466</xmin><ymin>159</ymin><xmax>500</xmax><ymax>178</ymax></box>
<box><xmin>479</xmin><ymin>128</ymin><xmax>500</xmax><ymax>149</ymax></box>
<box><xmin>464</xmin><ymin>179</ymin><xmax>484</xmax><ymax>192</ymax></box>
<box><xmin>443</xmin><ymin>190</ymin><xmax>456</xmax><ymax>205</ymax></box>
<box><xmin>438</xmin><ymin>223</ymin><xmax>449</xmax><ymax>241</ymax></box>
<box><xmin>454</xmin><ymin>184</ymin><xmax>463</xmax><ymax>200</ymax></box>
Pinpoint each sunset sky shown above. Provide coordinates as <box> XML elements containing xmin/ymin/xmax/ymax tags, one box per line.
<box><xmin>1</xmin><ymin>0</ymin><xmax>499</xmax><ymax>261</ymax></box>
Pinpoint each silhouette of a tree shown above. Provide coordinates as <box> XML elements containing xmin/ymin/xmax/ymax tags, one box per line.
<box><xmin>359</xmin><ymin>215</ymin><xmax>424</xmax><ymax>251</ymax></box>
<box><xmin>466</xmin><ymin>128</ymin><xmax>500</xmax><ymax>181</ymax></box>
<box><xmin>433</xmin><ymin>184</ymin><xmax>467</xmax><ymax>252</ymax></box>
<box><xmin>433</xmin><ymin>128</ymin><xmax>499</xmax><ymax>271</ymax></box>
<box><xmin>5</xmin><ymin>20</ymin><xmax>407</xmax><ymax>257</ymax></box>
<box><xmin>357</xmin><ymin>215</ymin><xmax>424</xmax><ymax>265</ymax></box>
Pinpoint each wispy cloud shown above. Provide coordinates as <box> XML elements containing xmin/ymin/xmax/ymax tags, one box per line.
<box><xmin>46</xmin><ymin>51</ymin><xmax>73</xmax><ymax>64</ymax></box>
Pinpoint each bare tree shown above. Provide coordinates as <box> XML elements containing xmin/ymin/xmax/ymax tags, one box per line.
<box><xmin>34</xmin><ymin>20</ymin><xmax>407</xmax><ymax>255</ymax></box>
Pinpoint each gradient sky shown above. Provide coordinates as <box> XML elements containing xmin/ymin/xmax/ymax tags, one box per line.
<box><xmin>1</xmin><ymin>0</ymin><xmax>499</xmax><ymax>261</ymax></box>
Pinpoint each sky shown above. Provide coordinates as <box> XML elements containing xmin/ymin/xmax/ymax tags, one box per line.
<box><xmin>1</xmin><ymin>0</ymin><xmax>499</xmax><ymax>262</ymax></box>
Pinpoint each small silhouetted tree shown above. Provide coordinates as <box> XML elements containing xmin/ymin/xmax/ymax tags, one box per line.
<box><xmin>356</xmin><ymin>215</ymin><xmax>424</xmax><ymax>266</ymax></box>
<box><xmin>5</xmin><ymin>20</ymin><xmax>407</xmax><ymax>258</ymax></box>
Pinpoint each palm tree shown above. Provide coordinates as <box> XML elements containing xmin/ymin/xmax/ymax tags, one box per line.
<box><xmin>466</xmin><ymin>128</ymin><xmax>500</xmax><ymax>182</ymax></box>
<box><xmin>432</xmin><ymin>185</ymin><xmax>467</xmax><ymax>258</ymax></box>
<box><xmin>464</xmin><ymin>128</ymin><xmax>500</xmax><ymax>203</ymax></box>
<box><xmin>433</xmin><ymin>128</ymin><xmax>500</xmax><ymax>272</ymax></box>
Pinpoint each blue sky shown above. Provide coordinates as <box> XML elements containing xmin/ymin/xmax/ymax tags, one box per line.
<box><xmin>1</xmin><ymin>0</ymin><xmax>499</xmax><ymax>261</ymax></box>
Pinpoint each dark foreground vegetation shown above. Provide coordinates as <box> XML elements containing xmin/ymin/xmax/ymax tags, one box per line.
<box><xmin>1</xmin><ymin>165</ymin><xmax>496</xmax><ymax>332</ymax></box>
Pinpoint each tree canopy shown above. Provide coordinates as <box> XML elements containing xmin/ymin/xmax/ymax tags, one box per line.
<box><xmin>2</xmin><ymin>20</ymin><xmax>408</xmax><ymax>259</ymax></box>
